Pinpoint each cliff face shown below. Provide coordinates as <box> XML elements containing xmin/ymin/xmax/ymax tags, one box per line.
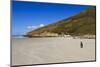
<box><xmin>27</xmin><ymin>6</ymin><xmax>96</xmax><ymax>37</ymax></box>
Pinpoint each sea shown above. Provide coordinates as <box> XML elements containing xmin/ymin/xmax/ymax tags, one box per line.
<box><xmin>12</xmin><ymin>35</ymin><xmax>27</xmax><ymax>38</ymax></box>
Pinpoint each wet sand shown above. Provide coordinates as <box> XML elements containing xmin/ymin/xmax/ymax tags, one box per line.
<box><xmin>12</xmin><ymin>37</ymin><xmax>95</xmax><ymax>66</ymax></box>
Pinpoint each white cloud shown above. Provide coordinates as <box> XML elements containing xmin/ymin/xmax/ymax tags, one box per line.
<box><xmin>27</xmin><ymin>25</ymin><xmax>38</xmax><ymax>29</ymax></box>
<box><xmin>39</xmin><ymin>24</ymin><xmax>45</xmax><ymax>27</ymax></box>
<box><xmin>27</xmin><ymin>24</ymin><xmax>45</xmax><ymax>30</ymax></box>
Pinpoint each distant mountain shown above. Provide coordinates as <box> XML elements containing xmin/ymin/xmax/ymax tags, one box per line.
<box><xmin>27</xmin><ymin>6</ymin><xmax>96</xmax><ymax>37</ymax></box>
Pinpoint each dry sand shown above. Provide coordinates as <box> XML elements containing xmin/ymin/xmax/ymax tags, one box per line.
<box><xmin>12</xmin><ymin>37</ymin><xmax>95</xmax><ymax>66</ymax></box>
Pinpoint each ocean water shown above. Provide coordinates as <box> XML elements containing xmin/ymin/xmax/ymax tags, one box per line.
<box><xmin>12</xmin><ymin>35</ymin><xmax>26</xmax><ymax>38</ymax></box>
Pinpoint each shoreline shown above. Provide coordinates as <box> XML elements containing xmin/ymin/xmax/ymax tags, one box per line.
<box><xmin>12</xmin><ymin>36</ymin><xmax>96</xmax><ymax>39</ymax></box>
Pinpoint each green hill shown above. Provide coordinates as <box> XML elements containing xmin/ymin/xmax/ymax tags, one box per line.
<box><xmin>27</xmin><ymin>6</ymin><xmax>96</xmax><ymax>37</ymax></box>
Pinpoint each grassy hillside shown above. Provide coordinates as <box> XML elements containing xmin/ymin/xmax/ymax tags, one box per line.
<box><xmin>27</xmin><ymin>6</ymin><xmax>96</xmax><ymax>37</ymax></box>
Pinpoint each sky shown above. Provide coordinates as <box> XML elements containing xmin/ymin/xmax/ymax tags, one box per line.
<box><xmin>12</xmin><ymin>0</ymin><xmax>90</xmax><ymax>35</ymax></box>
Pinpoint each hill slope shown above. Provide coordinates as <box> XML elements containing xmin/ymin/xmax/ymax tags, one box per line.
<box><xmin>27</xmin><ymin>6</ymin><xmax>96</xmax><ymax>37</ymax></box>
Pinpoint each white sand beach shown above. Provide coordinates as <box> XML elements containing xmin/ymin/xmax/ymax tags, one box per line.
<box><xmin>12</xmin><ymin>37</ymin><xmax>95</xmax><ymax>66</ymax></box>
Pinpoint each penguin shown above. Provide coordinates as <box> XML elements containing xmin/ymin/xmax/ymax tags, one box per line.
<box><xmin>80</xmin><ymin>41</ymin><xmax>83</xmax><ymax>48</ymax></box>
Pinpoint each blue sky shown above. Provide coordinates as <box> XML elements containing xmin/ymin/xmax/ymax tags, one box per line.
<box><xmin>12</xmin><ymin>1</ymin><xmax>90</xmax><ymax>35</ymax></box>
